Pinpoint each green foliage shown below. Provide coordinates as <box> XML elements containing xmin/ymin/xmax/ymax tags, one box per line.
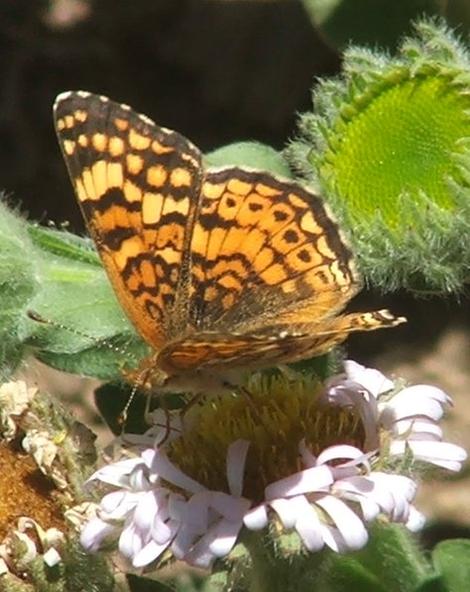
<box><xmin>0</xmin><ymin>540</ymin><xmax>115</xmax><ymax>592</ymax></box>
<box><xmin>127</xmin><ymin>573</ymin><xmax>209</xmax><ymax>592</ymax></box>
<box><xmin>431</xmin><ymin>539</ymin><xmax>470</xmax><ymax>592</ymax></box>
<box><xmin>0</xmin><ymin>197</ymin><xmax>39</xmax><ymax>378</ymax></box>
<box><xmin>205</xmin><ymin>141</ymin><xmax>293</xmax><ymax>178</ymax></box>
<box><xmin>0</xmin><ymin>199</ymin><xmax>147</xmax><ymax>380</ymax></box>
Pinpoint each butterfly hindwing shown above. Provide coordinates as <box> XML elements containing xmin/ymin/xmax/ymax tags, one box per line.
<box><xmin>188</xmin><ymin>167</ymin><xmax>360</xmax><ymax>333</ymax></box>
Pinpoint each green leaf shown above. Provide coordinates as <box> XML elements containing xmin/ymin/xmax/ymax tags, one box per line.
<box><xmin>28</xmin><ymin>224</ymin><xmax>101</xmax><ymax>266</ymax></box>
<box><xmin>0</xmin><ymin>199</ymin><xmax>39</xmax><ymax>377</ymax></box>
<box><xmin>302</xmin><ymin>0</ymin><xmax>470</xmax><ymax>51</ymax></box>
<box><xmin>127</xmin><ymin>574</ymin><xmax>174</xmax><ymax>592</ymax></box>
<box><xmin>413</xmin><ymin>574</ymin><xmax>448</xmax><ymax>592</ymax></box>
<box><xmin>94</xmin><ymin>381</ymin><xmax>149</xmax><ymax>435</ymax></box>
<box><xmin>287</xmin><ymin>349</ymin><xmax>342</xmax><ymax>380</ymax></box>
<box><xmin>0</xmin><ymin>199</ymin><xmax>150</xmax><ymax>381</ymax></box>
<box><xmin>314</xmin><ymin>553</ymin><xmax>388</xmax><ymax>592</ymax></box>
<box><xmin>206</xmin><ymin>141</ymin><xmax>293</xmax><ymax>178</ymax></box>
<box><xmin>350</xmin><ymin>524</ymin><xmax>432</xmax><ymax>592</ymax></box>
<box><xmin>94</xmin><ymin>382</ymin><xmax>186</xmax><ymax>435</ymax></box>
<box><xmin>432</xmin><ymin>539</ymin><xmax>470</xmax><ymax>592</ymax></box>
<box><xmin>127</xmin><ymin>573</ymin><xmax>208</xmax><ymax>592</ymax></box>
<box><xmin>301</xmin><ymin>0</ymin><xmax>441</xmax><ymax>50</ymax></box>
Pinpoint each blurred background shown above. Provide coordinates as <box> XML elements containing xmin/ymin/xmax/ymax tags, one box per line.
<box><xmin>0</xmin><ymin>0</ymin><xmax>340</xmax><ymax>227</ymax></box>
<box><xmin>1</xmin><ymin>0</ymin><xmax>469</xmax><ymax>537</ymax></box>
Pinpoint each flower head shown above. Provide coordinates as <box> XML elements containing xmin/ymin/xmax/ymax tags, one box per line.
<box><xmin>79</xmin><ymin>362</ymin><xmax>466</xmax><ymax>569</ymax></box>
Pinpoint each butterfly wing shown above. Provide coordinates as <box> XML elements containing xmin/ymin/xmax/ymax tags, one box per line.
<box><xmin>54</xmin><ymin>91</ymin><xmax>203</xmax><ymax>349</ymax></box>
<box><xmin>158</xmin><ymin>310</ymin><xmax>404</xmax><ymax>373</ymax></box>
<box><xmin>159</xmin><ymin>167</ymin><xmax>403</xmax><ymax>372</ymax></box>
<box><xmin>188</xmin><ymin>167</ymin><xmax>359</xmax><ymax>333</ymax></box>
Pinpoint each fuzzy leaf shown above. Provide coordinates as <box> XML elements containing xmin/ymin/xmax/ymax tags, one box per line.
<box><xmin>432</xmin><ymin>539</ymin><xmax>470</xmax><ymax>592</ymax></box>
<box><xmin>0</xmin><ymin>199</ymin><xmax>40</xmax><ymax>377</ymax></box>
<box><xmin>0</xmin><ymin>201</ymin><xmax>148</xmax><ymax>381</ymax></box>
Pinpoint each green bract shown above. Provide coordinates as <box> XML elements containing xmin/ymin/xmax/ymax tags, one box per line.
<box><xmin>286</xmin><ymin>19</ymin><xmax>470</xmax><ymax>293</ymax></box>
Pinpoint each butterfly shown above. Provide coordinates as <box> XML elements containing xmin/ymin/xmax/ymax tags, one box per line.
<box><xmin>53</xmin><ymin>91</ymin><xmax>404</xmax><ymax>395</ymax></box>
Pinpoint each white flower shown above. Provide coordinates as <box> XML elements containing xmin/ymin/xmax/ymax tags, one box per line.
<box><xmin>325</xmin><ymin>360</ymin><xmax>467</xmax><ymax>472</ymax></box>
<box><xmin>245</xmin><ymin>442</ymin><xmax>424</xmax><ymax>554</ymax></box>
<box><xmin>80</xmin><ymin>441</ymin><xmax>251</xmax><ymax>569</ymax></box>
<box><xmin>80</xmin><ymin>361</ymin><xmax>466</xmax><ymax>569</ymax></box>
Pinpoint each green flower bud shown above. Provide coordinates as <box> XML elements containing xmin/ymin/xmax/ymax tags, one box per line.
<box><xmin>286</xmin><ymin>19</ymin><xmax>470</xmax><ymax>293</ymax></box>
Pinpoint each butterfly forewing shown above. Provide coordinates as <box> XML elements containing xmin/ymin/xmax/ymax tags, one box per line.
<box><xmin>53</xmin><ymin>91</ymin><xmax>203</xmax><ymax>349</ymax></box>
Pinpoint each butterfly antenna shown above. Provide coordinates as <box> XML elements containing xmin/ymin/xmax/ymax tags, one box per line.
<box><xmin>118</xmin><ymin>368</ymin><xmax>176</xmax><ymax>445</ymax></box>
<box><xmin>26</xmin><ymin>309</ymin><xmax>129</xmax><ymax>357</ymax></box>
<box><xmin>118</xmin><ymin>369</ymin><xmax>150</xmax><ymax>428</ymax></box>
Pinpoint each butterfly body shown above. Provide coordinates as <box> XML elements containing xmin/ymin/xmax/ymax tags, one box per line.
<box><xmin>53</xmin><ymin>91</ymin><xmax>404</xmax><ymax>395</ymax></box>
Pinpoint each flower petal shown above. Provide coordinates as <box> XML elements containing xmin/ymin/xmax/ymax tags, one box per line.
<box><xmin>80</xmin><ymin>518</ymin><xmax>117</xmax><ymax>552</ymax></box>
<box><xmin>323</xmin><ymin>384</ymin><xmax>379</xmax><ymax>448</ymax></box>
<box><xmin>132</xmin><ymin>538</ymin><xmax>170</xmax><ymax>568</ymax></box>
<box><xmin>299</xmin><ymin>439</ymin><xmax>317</xmax><ymax>467</ymax></box>
<box><xmin>320</xmin><ymin>524</ymin><xmax>350</xmax><ymax>553</ymax></box>
<box><xmin>244</xmin><ymin>504</ymin><xmax>268</xmax><ymax>530</ymax></box>
<box><xmin>316</xmin><ymin>445</ymin><xmax>366</xmax><ymax>466</ymax></box>
<box><xmin>316</xmin><ymin>495</ymin><xmax>368</xmax><ymax>550</ymax></box>
<box><xmin>390</xmin><ymin>440</ymin><xmax>467</xmax><ymax>470</ymax></box>
<box><xmin>382</xmin><ymin>397</ymin><xmax>445</xmax><ymax>425</ymax></box>
<box><xmin>269</xmin><ymin>498</ymin><xmax>298</xmax><ymax>529</ymax></box>
<box><xmin>292</xmin><ymin>496</ymin><xmax>324</xmax><ymax>552</ymax></box>
<box><xmin>183</xmin><ymin>492</ymin><xmax>211</xmax><ymax>532</ymax></box>
<box><xmin>406</xmin><ymin>506</ymin><xmax>426</xmax><ymax>532</ymax></box>
<box><xmin>183</xmin><ymin>518</ymin><xmax>243</xmax><ymax>568</ymax></box>
<box><xmin>226</xmin><ymin>440</ymin><xmax>249</xmax><ymax>497</ymax></box>
<box><xmin>265</xmin><ymin>465</ymin><xmax>333</xmax><ymax>500</ymax></box>
<box><xmin>344</xmin><ymin>360</ymin><xmax>394</xmax><ymax>396</ymax></box>
<box><xmin>393</xmin><ymin>419</ymin><xmax>442</xmax><ymax>440</ymax></box>
<box><xmin>118</xmin><ymin>521</ymin><xmax>143</xmax><ymax>559</ymax></box>
<box><xmin>171</xmin><ymin>521</ymin><xmax>199</xmax><ymax>559</ymax></box>
<box><xmin>100</xmin><ymin>491</ymin><xmax>138</xmax><ymax>519</ymax></box>
<box><xmin>390</xmin><ymin>385</ymin><xmax>451</xmax><ymax>407</ymax></box>
<box><xmin>210</xmin><ymin>491</ymin><xmax>251</xmax><ymax>522</ymax></box>
<box><xmin>208</xmin><ymin>518</ymin><xmax>243</xmax><ymax>557</ymax></box>
<box><xmin>145</xmin><ymin>449</ymin><xmax>206</xmax><ymax>494</ymax></box>
<box><xmin>87</xmin><ymin>457</ymin><xmax>144</xmax><ymax>488</ymax></box>
<box><xmin>134</xmin><ymin>490</ymin><xmax>158</xmax><ymax>531</ymax></box>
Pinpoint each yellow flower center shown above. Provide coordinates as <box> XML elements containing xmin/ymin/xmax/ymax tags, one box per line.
<box><xmin>167</xmin><ymin>373</ymin><xmax>365</xmax><ymax>502</ymax></box>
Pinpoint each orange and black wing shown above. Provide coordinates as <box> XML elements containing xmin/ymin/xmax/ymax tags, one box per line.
<box><xmin>159</xmin><ymin>168</ymin><xmax>404</xmax><ymax>372</ymax></box>
<box><xmin>158</xmin><ymin>310</ymin><xmax>404</xmax><ymax>372</ymax></box>
<box><xmin>188</xmin><ymin>167</ymin><xmax>360</xmax><ymax>333</ymax></box>
<box><xmin>54</xmin><ymin>91</ymin><xmax>203</xmax><ymax>349</ymax></box>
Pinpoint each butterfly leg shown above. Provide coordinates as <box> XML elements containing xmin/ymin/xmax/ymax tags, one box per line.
<box><xmin>179</xmin><ymin>391</ymin><xmax>208</xmax><ymax>424</ymax></box>
<box><xmin>152</xmin><ymin>392</ymin><xmax>175</xmax><ymax>445</ymax></box>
